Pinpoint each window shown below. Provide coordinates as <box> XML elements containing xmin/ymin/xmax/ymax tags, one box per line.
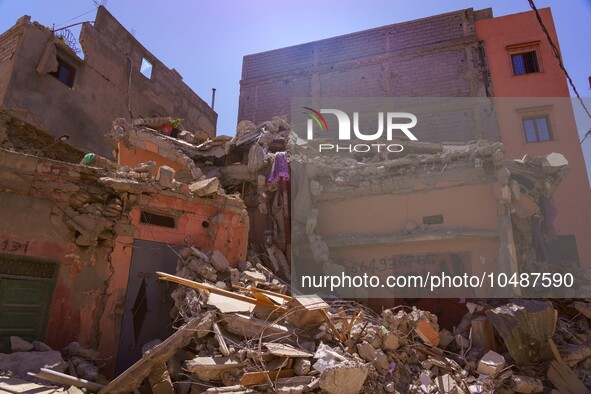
<box><xmin>523</xmin><ymin>116</ymin><xmax>552</xmax><ymax>143</ymax></box>
<box><xmin>140</xmin><ymin>57</ymin><xmax>153</xmax><ymax>79</ymax></box>
<box><xmin>50</xmin><ymin>57</ymin><xmax>76</xmax><ymax>87</ymax></box>
<box><xmin>140</xmin><ymin>210</ymin><xmax>175</xmax><ymax>228</ymax></box>
<box><xmin>512</xmin><ymin>51</ymin><xmax>539</xmax><ymax>75</ymax></box>
<box><xmin>507</xmin><ymin>42</ymin><xmax>542</xmax><ymax>76</ymax></box>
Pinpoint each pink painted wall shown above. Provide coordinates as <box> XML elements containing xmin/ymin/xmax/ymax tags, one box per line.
<box><xmin>476</xmin><ymin>8</ymin><xmax>591</xmax><ymax>265</ymax></box>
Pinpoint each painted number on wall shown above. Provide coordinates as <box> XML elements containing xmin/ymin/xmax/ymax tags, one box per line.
<box><xmin>1</xmin><ymin>238</ymin><xmax>30</xmax><ymax>254</ymax></box>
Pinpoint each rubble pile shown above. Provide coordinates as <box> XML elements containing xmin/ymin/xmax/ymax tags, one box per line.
<box><xmin>108</xmin><ymin>116</ymin><xmax>293</xmax><ymax>278</ymax></box>
<box><xmin>96</xmin><ymin>250</ymin><xmax>591</xmax><ymax>394</ymax></box>
<box><xmin>0</xmin><ymin>337</ymin><xmax>106</xmax><ymax>392</ymax></box>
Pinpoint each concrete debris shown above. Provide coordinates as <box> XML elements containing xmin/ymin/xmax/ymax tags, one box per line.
<box><xmin>0</xmin><ymin>350</ymin><xmax>67</xmax><ymax>378</ymax></box>
<box><xmin>511</xmin><ymin>375</ymin><xmax>544</xmax><ymax>393</ymax></box>
<box><xmin>189</xmin><ymin>177</ymin><xmax>221</xmax><ymax>197</ymax></box>
<box><xmin>476</xmin><ymin>350</ymin><xmax>506</xmax><ymax>376</ymax></box>
<box><xmin>10</xmin><ymin>336</ymin><xmax>34</xmax><ymax>353</ymax></box>
<box><xmin>0</xmin><ymin>113</ymin><xmax>586</xmax><ymax>394</ymax></box>
<box><xmin>318</xmin><ymin>362</ymin><xmax>368</xmax><ymax>394</ymax></box>
<box><xmin>105</xmin><ymin>254</ymin><xmax>591</xmax><ymax>394</ymax></box>
<box><xmin>485</xmin><ymin>299</ymin><xmax>556</xmax><ymax>365</ymax></box>
<box><xmin>0</xmin><ymin>339</ymin><xmax>106</xmax><ymax>390</ymax></box>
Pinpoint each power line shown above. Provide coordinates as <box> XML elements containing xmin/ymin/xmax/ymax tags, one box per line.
<box><xmin>54</xmin><ymin>8</ymin><xmax>97</xmax><ymax>29</ymax></box>
<box><xmin>527</xmin><ymin>0</ymin><xmax>591</xmax><ymax>144</ymax></box>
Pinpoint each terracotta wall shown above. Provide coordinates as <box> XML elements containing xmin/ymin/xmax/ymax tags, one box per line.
<box><xmin>476</xmin><ymin>9</ymin><xmax>591</xmax><ymax>265</ymax></box>
<box><xmin>0</xmin><ymin>148</ymin><xmax>248</xmax><ymax>377</ymax></box>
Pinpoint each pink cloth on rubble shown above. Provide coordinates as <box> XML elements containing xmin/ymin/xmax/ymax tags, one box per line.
<box><xmin>268</xmin><ymin>152</ymin><xmax>290</xmax><ymax>183</ymax></box>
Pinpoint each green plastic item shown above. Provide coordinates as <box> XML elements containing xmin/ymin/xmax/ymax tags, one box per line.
<box><xmin>82</xmin><ymin>153</ymin><xmax>95</xmax><ymax>166</ymax></box>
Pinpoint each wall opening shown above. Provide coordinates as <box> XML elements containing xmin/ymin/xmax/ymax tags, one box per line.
<box><xmin>50</xmin><ymin>57</ymin><xmax>76</xmax><ymax>87</ymax></box>
<box><xmin>140</xmin><ymin>211</ymin><xmax>175</xmax><ymax>228</ymax></box>
<box><xmin>140</xmin><ymin>57</ymin><xmax>153</xmax><ymax>79</ymax></box>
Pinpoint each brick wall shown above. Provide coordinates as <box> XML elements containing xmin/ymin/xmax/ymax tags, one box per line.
<box><xmin>239</xmin><ymin>8</ymin><xmax>494</xmax><ymax>142</ymax></box>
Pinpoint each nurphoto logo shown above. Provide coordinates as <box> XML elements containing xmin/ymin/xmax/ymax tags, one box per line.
<box><xmin>303</xmin><ymin>107</ymin><xmax>419</xmax><ymax>153</ymax></box>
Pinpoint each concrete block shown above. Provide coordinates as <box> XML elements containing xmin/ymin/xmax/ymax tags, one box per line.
<box><xmin>210</xmin><ymin>250</ymin><xmax>230</xmax><ymax>272</ymax></box>
<box><xmin>511</xmin><ymin>375</ymin><xmax>543</xmax><ymax>393</ymax></box>
<box><xmin>476</xmin><ymin>350</ymin><xmax>505</xmax><ymax>376</ymax></box>
<box><xmin>156</xmin><ymin>165</ymin><xmax>176</xmax><ymax>188</ymax></box>
<box><xmin>356</xmin><ymin>341</ymin><xmax>376</xmax><ymax>362</ymax></box>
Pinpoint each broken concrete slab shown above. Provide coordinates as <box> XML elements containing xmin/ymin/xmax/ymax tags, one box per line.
<box><xmin>189</xmin><ymin>177</ymin><xmax>220</xmax><ymax>197</ymax></box>
<box><xmin>318</xmin><ymin>361</ymin><xmax>368</xmax><ymax>394</ymax></box>
<box><xmin>0</xmin><ymin>350</ymin><xmax>67</xmax><ymax>378</ymax></box>
<box><xmin>184</xmin><ymin>357</ymin><xmax>243</xmax><ymax>383</ymax></box>
<box><xmin>263</xmin><ymin>343</ymin><xmax>313</xmax><ymax>358</ymax></box>
<box><xmin>223</xmin><ymin>313</ymin><xmax>291</xmax><ymax>340</ymax></box>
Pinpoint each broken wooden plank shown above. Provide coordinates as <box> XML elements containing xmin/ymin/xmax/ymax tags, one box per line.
<box><xmin>547</xmin><ymin>360</ymin><xmax>589</xmax><ymax>394</ymax></box>
<box><xmin>546</xmin><ymin>337</ymin><xmax>590</xmax><ymax>394</ymax></box>
<box><xmin>231</xmin><ymin>285</ymin><xmax>292</xmax><ymax>301</ymax></box>
<box><xmin>157</xmin><ymin>272</ymin><xmax>287</xmax><ymax>313</ymax></box>
<box><xmin>573</xmin><ymin>301</ymin><xmax>591</xmax><ymax>320</ymax></box>
<box><xmin>240</xmin><ymin>369</ymin><xmax>294</xmax><ymax>387</ymax></box>
<box><xmin>320</xmin><ymin>309</ymin><xmax>345</xmax><ymax>342</ymax></box>
<box><xmin>98</xmin><ymin>312</ymin><xmax>214</xmax><ymax>394</ymax></box>
<box><xmin>147</xmin><ymin>363</ymin><xmax>174</xmax><ymax>394</ymax></box>
<box><xmin>28</xmin><ymin>368</ymin><xmax>105</xmax><ymax>392</ymax></box>
<box><xmin>471</xmin><ymin>316</ymin><xmax>497</xmax><ymax>351</ymax></box>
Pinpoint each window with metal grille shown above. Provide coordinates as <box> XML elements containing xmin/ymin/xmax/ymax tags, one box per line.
<box><xmin>140</xmin><ymin>211</ymin><xmax>176</xmax><ymax>228</ymax></box>
<box><xmin>50</xmin><ymin>57</ymin><xmax>76</xmax><ymax>87</ymax></box>
<box><xmin>523</xmin><ymin>116</ymin><xmax>552</xmax><ymax>143</ymax></box>
<box><xmin>512</xmin><ymin>51</ymin><xmax>539</xmax><ymax>75</ymax></box>
<box><xmin>423</xmin><ymin>215</ymin><xmax>444</xmax><ymax>225</ymax></box>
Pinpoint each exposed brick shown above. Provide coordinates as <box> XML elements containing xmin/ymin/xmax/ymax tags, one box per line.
<box><xmin>238</xmin><ymin>8</ymin><xmax>494</xmax><ymax>143</ymax></box>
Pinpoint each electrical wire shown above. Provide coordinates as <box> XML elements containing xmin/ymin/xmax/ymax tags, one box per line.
<box><xmin>53</xmin><ymin>8</ymin><xmax>97</xmax><ymax>29</ymax></box>
<box><xmin>527</xmin><ymin>0</ymin><xmax>591</xmax><ymax>144</ymax></box>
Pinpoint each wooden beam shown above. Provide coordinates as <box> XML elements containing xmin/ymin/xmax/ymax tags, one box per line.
<box><xmin>99</xmin><ymin>312</ymin><xmax>214</xmax><ymax>394</ymax></box>
<box><xmin>28</xmin><ymin>368</ymin><xmax>105</xmax><ymax>392</ymax></box>
<box><xmin>157</xmin><ymin>272</ymin><xmax>287</xmax><ymax>313</ymax></box>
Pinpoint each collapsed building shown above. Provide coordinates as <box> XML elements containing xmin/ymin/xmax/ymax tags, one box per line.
<box><xmin>1</xmin><ymin>110</ymin><xmax>590</xmax><ymax>393</ymax></box>
<box><xmin>0</xmin><ymin>6</ymin><xmax>216</xmax><ymax>157</ymax></box>
<box><xmin>0</xmin><ymin>4</ymin><xmax>590</xmax><ymax>394</ymax></box>
<box><xmin>0</xmin><ymin>110</ymin><xmax>248</xmax><ymax>377</ymax></box>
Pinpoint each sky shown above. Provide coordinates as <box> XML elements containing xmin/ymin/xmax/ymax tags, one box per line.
<box><xmin>0</xmin><ymin>1</ymin><xmax>590</xmax><ymax>154</ymax></box>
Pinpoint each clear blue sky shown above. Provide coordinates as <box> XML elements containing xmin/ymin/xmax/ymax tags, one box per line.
<box><xmin>0</xmin><ymin>1</ymin><xmax>590</xmax><ymax>137</ymax></box>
